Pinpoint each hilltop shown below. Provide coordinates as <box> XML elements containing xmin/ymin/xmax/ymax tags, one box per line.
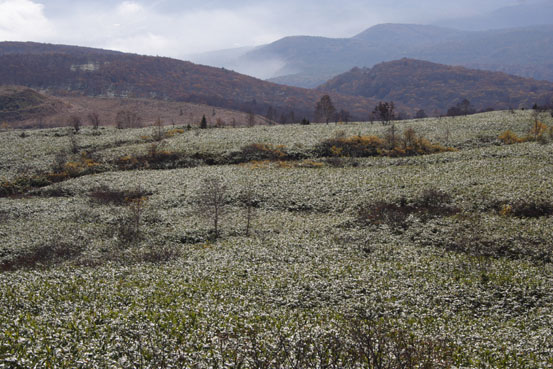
<box><xmin>0</xmin><ymin>86</ymin><xmax>276</xmax><ymax>129</ymax></box>
<box><xmin>0</xmin><ymin>86</ymin><xmax>67</xmax><ymax>123</ymax></box>
<box><xmin>0</xmin><ymin>42</ymin><xmax>381</xmax><ymax>122</ymax></box>
<box><xmin>318</xmin><ymin>59</ymin><xmax>553</xmax><ymax>114</ymax></box>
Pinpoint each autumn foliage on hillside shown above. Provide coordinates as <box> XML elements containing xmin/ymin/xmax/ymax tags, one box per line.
<box><xmin>0</xmin><ymin>42</ymin><xmax>382</xmax><ymax>121</ymax></box>
<box><xmin>318</xmin><ymin>58</ymin><xmax>553</xmax><ymax>115</ymax></box>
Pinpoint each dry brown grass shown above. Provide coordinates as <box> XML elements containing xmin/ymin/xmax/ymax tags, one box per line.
<box><xmin>5</xmin><ymin>92</ymin><xmax>274</xmax><ymax>129</ymax></box>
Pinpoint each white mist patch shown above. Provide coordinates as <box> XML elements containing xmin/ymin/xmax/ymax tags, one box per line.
<box><xmin>232</xmin><ymin>57</ymin><xmax>290</xmax><ymax>80</ymax></box>
<box><xmin>187</xmin><ymin>47</ymin><xmax>290</xmax><ymax>80</ymax></box>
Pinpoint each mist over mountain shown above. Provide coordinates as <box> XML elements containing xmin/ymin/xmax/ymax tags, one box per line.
<box><xmin>201</xmin><ymin>23</ymin><xmax>553</xmax><ymax>89</ymax></box>
<box><xmin>189</xmin><ymin>1</ymin><xmax>553</xmax><ymax>89</ymax></box>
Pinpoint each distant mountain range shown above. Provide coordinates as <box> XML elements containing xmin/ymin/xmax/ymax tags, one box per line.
<box><xmin>318</xmin><ymin>59</ymin><xmax>553</xmax><ymax>115</ymax></box>
<box><xmin>433</xmin><ymin>0</ymin><xmax>553</xmax><ymax>31</ymax></box>
<box><xmin>2</xmin><ymin>42</ymin><xmax>552</xmax><ymax>123</ymax></box>
<box><xmin>192</xmin><ymin>23</ymin><xmax>553</xmax><ymax>88</ymax></box>
<box><xmin>0</xmin><ymin>42</ymin><xmax>383</xmax><ymax>122</ymax></box>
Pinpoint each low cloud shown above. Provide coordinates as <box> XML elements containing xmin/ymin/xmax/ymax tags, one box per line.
<box><xmin>0</xmin><ymin>0</ymin><xmax>55</xmax><ymax>41</ymax></box>
<box><xmin>1</xmin><ymin>0</ymin><xmax>525</xmax><ymax>58</ymax></box>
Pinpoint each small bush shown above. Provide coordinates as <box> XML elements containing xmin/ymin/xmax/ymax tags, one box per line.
<box><xmin>165</xmin><ymin>128</ymin><xmax>185</xmax><ymax>137</ymax></box>
<box><xmin>34</xmin><ymin>185</ymin><xmax>73</xmax><ymax>197</ymax></box>
<box><xmin>501</xmin><ymin>122</ymin><xmax>553</xmax><ymax>144</ymax></box>
<box><xmin>207</xmin><ymin>317</ymin><xmax>454</xmax><ymax>369</ymax></box>
<box><xmin>140</xmin><ymin>245</ymin><xmax>181</xmax><ymax>264</ymax></box>
<box><xmin>528</xmin><ymin>120</ymin><xmax>548</xmax><ymax>141</ymax></box>
<box><xmin>296</xmin><ymin>159</ymin><xmax>324</xmax><ymax>168</ymax></box>
<box><xmin>357</xmin><ymin>200</ymin><xmax>413</xmax><ymax>230</ymax></box>
<box><xmin>89</xmin><ymin>185</ymin><xmax>151</xmax><ymax>206</ymax></box>
<box><xmin>232</xmin><ymin>143</ymin><xmax>290</xmax><ymax>163</ymax></box>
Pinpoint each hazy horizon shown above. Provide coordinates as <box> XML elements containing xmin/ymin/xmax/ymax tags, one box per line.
<box><xmin>2</xmin><ymin>0</ymin><xmax>546</xmax><ymax>60</ymax></box>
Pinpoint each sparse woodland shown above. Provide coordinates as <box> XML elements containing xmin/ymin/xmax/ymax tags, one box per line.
<box><xmin>1</xmin><ymin>110</ymin><xmax>553</xmax><ymax>368</ymax></box>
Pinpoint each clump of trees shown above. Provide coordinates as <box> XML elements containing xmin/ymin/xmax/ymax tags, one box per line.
<box><xmin>447</xmin><ymin>99</ymin><xmax>475</xmax><ymax>117</ymax></box>
<box><xmin>415</xmin><ymin>109</ymin><xmax>427</xmax><ymax>119</ymax></box>
<box><xmin>372</xmin><ymin>101</ymin><xmax>395</xmax><ymax>124</ymax></box>
<box><xmin>194</xmin><ymin>176</ymin><xmax>262</xmax><ymax>239</ymax></box>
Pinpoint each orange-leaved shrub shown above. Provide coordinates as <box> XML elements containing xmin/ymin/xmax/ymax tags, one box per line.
<box><xmin>498</xmin><ymin>130</ymin><xmax>525</xmax><ymax>144</ymax></box>
<box><xmin>499</xmin><ymin>121</ymin><xmax>551</xmax><ymax>145</ymax></box>
<box><xmin>317</xmin><ymin>128</ymin><xmax>454</xmax><ymax>158</ymax></box>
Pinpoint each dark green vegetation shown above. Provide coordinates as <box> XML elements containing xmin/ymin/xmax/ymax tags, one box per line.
<box><xmin>1</xmin><ymin>110</ymin><xmax>553</xmax><ymax>368</ymax></box>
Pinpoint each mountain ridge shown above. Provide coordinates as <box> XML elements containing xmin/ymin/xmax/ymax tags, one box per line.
<box><xmin>194</xmin><ymin>23</ymin><xmax>553</xmax><ymax>88</ymax></box>
<box><xmin>0</xmin><ymin>42</ymin><xmax>384</xmax><ymax>122</ymax></box>
<box><xmin>318</xmin><ymin>58</ymin><xmax>553</xmax><ymax>114</ymax></box>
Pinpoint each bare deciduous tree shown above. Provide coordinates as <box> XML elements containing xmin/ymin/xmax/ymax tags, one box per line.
<box><xmin>197</xmin><ymin>177</ymin><xmax>227</xmax><ymax>238</ymax></box>
<box><xmin>247</xmin><ymin>111</ymin><xmax>256</xmax><ymax>127</ymax></box>
<box><xmin>68</xmin><ymin>115</ymin><xmax>81</xmax><ymax>133</ymax></box>
<box><xmin>87</xmin><ymin>112</ymin><xmax>101</xmax><ymax>129</ymax></box>
<box><xmin>116</xmin><ymin>110</ymin><xmax>142</xmax><ymax>129</ymax></box>
<box><xmin>385</xmin><ymin>123</ymin><xmax>398</xmax><ymax>149</ymax></box>
<box><xmin>153</xmin><ymin>117</ymin><xmax>164</xmax><ymax>141</ymax></box>
<box><xmin>314</xmin><ymin>95</ymin><xmax>336</xmax><ymax>124</ymax></box>
<box><xmin>239</xmin><ymin>181</ymin><xmax>259</xmax><ymax>237</ymax></box>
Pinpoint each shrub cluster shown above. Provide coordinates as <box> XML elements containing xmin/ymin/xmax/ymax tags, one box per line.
<box><xmin>0</xmin><ymin>241</ymin><xmax>83</xmax><ymax>272</ymax></box>
<box><xmin>116</xmin><ymin>144</ymin><xmax>196</xmax><ymax>170</ymax></box>
<box><xmin>498</xmin><ymin>120</ymin><xmax>553</xmax><ymax>144</ymax></box>
<box><xmin>231</xmin><ymin>143</ymin><xmax>291</xmax><ymax>163</ymax></box>
<box><xmin>493</xmin><ymin>199</ymin><xmax>553</xmax><ymax>218</ymax></box>
<box><xmin>88</xmin><ymin>185</ymin><xmax>151</xmax><ymax>206</ymax></box>
<box><xmin>202</xmin><ymin>317</ymin><xmax>454</xmax><ymax>369</ymax></box>
<box><xmin>357</xmin><ymin>188</ymin><xmax>459</xmax><ymax>230</ymax></box>
<box><xmin>317</xmin><ymin>129</ymin><xmax>454</xmax><ymax>158</ymax></box>
<box><xmin>0</xmin><ymin>152</ymin><xmax>103</xmax><ymax>197</ymax></box>
<box><xmin>413</xmin><ymin>218</ymin><xmax>553</xmax><ymax>263</ymax></box>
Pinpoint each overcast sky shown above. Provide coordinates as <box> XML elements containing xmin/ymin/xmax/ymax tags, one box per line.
<box><xmin>0</xmin><ymin>0</ymin><xmax>528</xmax><ymax>58</ymax></box>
